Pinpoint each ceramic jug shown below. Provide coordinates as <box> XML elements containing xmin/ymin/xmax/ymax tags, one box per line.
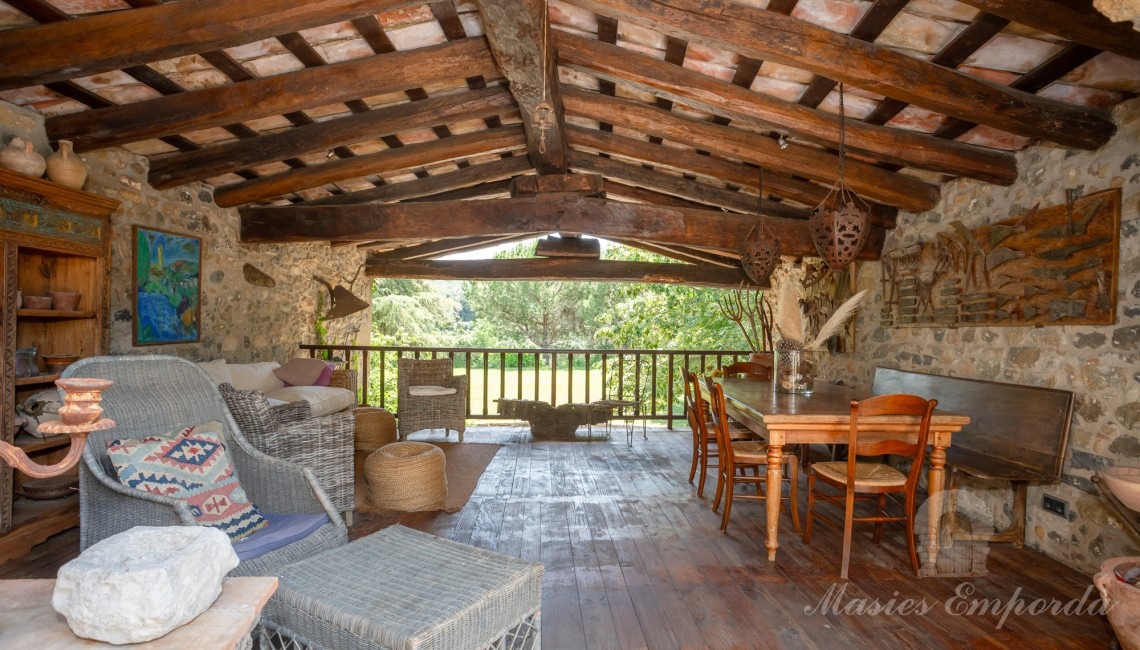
<box><xmin>46</xmin><ymin>139</ymin><xmax>87</xmax><ymax>189</ymax></box>
<box><xmin>15</xmin><ymin>346</ymin><xmax>40</xmax><ymax>379</ymax></box>
<box><xmin>0</xmin><ymin>136</ymin><xmax>46</xmax><ymax>178</ymax></box>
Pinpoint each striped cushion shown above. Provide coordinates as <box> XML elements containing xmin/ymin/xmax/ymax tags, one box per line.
<box><xmin>107</xmin><ymin>422</ymin><xmax>269</xmax><ymax>541</ymax></box>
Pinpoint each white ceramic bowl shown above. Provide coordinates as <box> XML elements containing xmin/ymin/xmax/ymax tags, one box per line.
<box><xmin>1101</xmin><ymin>466</ymin><xmax>1140</xmax><ymax>512</ymax></box>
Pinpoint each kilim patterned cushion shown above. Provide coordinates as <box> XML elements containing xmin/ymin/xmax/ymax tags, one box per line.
<box><xmin>107</xmin><ymin>421</ymin><xmax>269</xmax><ymax>541</ymax></box>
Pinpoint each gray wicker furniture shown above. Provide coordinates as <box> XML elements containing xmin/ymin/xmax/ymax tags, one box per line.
<box><xmin>258</xmin><ymin>525</ymin><xmax>543</xmax><ymax>650</ymax></box>
<box><xmin>63</xmin><ymin>355</ymin><xmax>348</xmax><ymax>577</ymax></box>
<box><xmin>397</xmin><ymin>358</ymin><xmax>467</xmax><ymax>442</ymax></box>
<box><xmin>219</xmin><ymin>382</ymin><xmax>355</xmax><ymax>517</ymax></box>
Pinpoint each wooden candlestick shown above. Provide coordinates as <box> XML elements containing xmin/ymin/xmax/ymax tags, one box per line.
<box><xmin>0</xmin><ymin>378</ymin><xmax>115</xmax><ymax>479</ymax></box>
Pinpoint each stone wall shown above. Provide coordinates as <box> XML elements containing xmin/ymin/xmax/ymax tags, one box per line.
<box><xmin>1</xmin><ymin>100</ymin><xmax>368</xmax><ymax>365</ymax></box>
<box><xmin>823</xmin><ymin>98</ymin><xmax>1140</xmax><ymax>574</ymax></box>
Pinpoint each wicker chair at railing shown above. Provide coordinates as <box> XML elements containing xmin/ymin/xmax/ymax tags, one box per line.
<box><xmin>397</xmin><ymin>357</ymin><xmax>468</xmax><ymax>442</ymax></box>
<box><xmin>63</xmin><ymin>355</ymin><xmax>348</xmax><ymax>577</ymax></box>
<box><xmin>218</xmin><ymin>382</ymin><xmax>355</xmax><ymax>517</ymax></box>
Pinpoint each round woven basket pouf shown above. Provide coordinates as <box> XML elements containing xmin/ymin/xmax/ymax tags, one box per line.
<box><xmin>354</xmin><ymin>406</ymin><xmax>397</xmax><ymax>452</ymax></box>
<box><xmin>365</xmin><ymin>441</ymin><xmax>447</xmax><ymax>511</ymax></box>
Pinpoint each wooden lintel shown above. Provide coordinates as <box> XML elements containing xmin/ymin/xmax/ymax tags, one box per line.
<box><xmin>534</xmin><ymin>236</ymin><xmax>602</xmax><ymax>258</ymax></box>
<box><xmin>475</xmin><ymin>0</ymin><xmax>567</xmax><ymax>172</ymax></box>
<box><xmin>568</xmin><ymin>0</ymin><xmax>1115</xmax><ymax>150</ymax></box>
<box><xmin>239</xmin><ymin>194</ymin><xmax>886</xmax><ymax>260</ymax></box>
<box><xmin>510</xmin><ymin>174</ymin><xmax>605</xmax><ymax>197</ymax></box>
<box><xmin>365</xmin><ymin>258</ymin><xmax>762</xmax><ymax>288</ymax></box>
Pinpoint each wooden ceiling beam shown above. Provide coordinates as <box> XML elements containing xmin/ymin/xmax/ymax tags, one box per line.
<box><xmin>954</xmin><ymin>0</ymin><xmax>1140</xmax><ymax>61</ymax></box>
<box><xmin>48</xmin><ymin>38</ymin><xmax>499</xmax><ymax>152</ymax></box>
<box><xmin>556</xmin><ymin>32</ymin><xmax>1017</xmax><ymax>185</ymax></box>
<box><xmin>565</xmin><ymin>0</ymin><xmax>1115</xmax><ymax>149</ymax></box>
<box><xmin>603</xmin><ymin>236</ymin><xmax>740</xmax><ymax>267</ymax></box>
<box><xmin>563</xmin><ymin>86</ymin><xmax>939</xmax><ymax>211</ymax></box>
<box><xmin>475</xmin><ymin>0</ymin><xmax>567</xmax><ymax>172</ymax></box>
<box><xmin>364</xmin><ymin>258</ymin><xmax>761</xmax><ymax>288</ymax></box>
<box><xmin>567</xmin><ymin>126</ymin><xmax>897</xmax><ymax>227</ymax></box>
<box><xmin>300</xmin><ymin>155</ymin><xmax>533</xmax><ymax>206</ymax></box>
<box><xmin>214</xmin><ymin>126</ymin><xmax>526</xmax><ymax>207</ymax></box>
<box><xmin>0</xmin><ymin>0</ymin><xmax>420</xmax><ymax>90</ymax></box>
<box><xmin>406</xmin><ymin>179</ymin><xmax>514</xmax><ymax>202</ymax></box>
<box><xmin>569</xmin><ymin>151</ymin><xmax>810</xmax><ymax>220</ymax></box>
<box><xmin>364</xmin><ymin>233</ymin><xmax>540</xmax><ymax>260</ymax></box>
<box><xmin>148</xmin><ymin>86</ymin><xmax>517</xmax><ymax>189</ymax></box>
<box><xmin>239</xmin><ymin>194</ymin><xmax>886</xmax><ymax>259</ymax></box>
<box><xmin>603</xmin><ymin>181</ymin><xmax>727</xmax><ymax>212</ymax></box>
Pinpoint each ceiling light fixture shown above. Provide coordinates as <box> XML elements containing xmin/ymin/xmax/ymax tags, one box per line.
<box><xmin>778</xmin><ymin>135</ymin><xmax>788</xmax><ymax>150</ymax></box>
<box><xmin>807</xmin><ymin>83</ymin><xmax>869</xmax><ymax>271</ymax></box>
<box><xmin>739</xmin><ymin>166</ymin><xmax>781</xmax><ymax>284</ymax></box>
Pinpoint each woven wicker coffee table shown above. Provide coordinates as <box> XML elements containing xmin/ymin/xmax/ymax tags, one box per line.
<box><xmin>258</xmin><ymin>525</ymin><xmax>543</xmax><ymax>650</ymax></box>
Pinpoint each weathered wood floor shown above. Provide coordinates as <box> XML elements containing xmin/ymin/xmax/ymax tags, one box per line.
<box><xmin>1</xmin><ymin>426</ymin><xmax>1114</xmax><ymax>649</ymax></box>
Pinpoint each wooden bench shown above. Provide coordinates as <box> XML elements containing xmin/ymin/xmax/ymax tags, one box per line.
<box><xmin>873</xmin><ymin>367</ymin><xmax>1075</xmax><ymax>548</ymax></box>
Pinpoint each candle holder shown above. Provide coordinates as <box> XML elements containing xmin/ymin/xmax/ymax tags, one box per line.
<box><xmin>0</xmin><ymin>378</ymin><xmax>115</xmax><ymax>479</ymax></box>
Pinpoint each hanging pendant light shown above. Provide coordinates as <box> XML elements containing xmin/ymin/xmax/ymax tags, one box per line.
<box><xmin>740</xmin><ymin>166</ymin><xmax>781</xmax><ymax>284</ymax></box>
<box><xmin>808</xmin><ymin>83</ymin><xmax>869</xmax><ymax>271</ymax></box>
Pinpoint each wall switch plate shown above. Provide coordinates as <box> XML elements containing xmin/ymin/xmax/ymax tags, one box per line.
<box><xmin>1043</xmin><ymin>494</ymin><xmax>1068</xmax><ymax>518</ymax></box>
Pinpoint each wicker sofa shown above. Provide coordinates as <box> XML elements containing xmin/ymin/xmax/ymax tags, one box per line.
<box><xmin>197</xmin><ymin>359</ymin><xmax>355</xmax><ymax>417</ymax></box>
<box><xmin>63</xmin><ymin>355</ymin><xmax>348</xmax><ymax>577</ymax></box>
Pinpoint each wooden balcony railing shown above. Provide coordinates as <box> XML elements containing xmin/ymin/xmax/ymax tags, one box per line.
<box><xmin>300</xmin><ymin>345</ymin><xmax>751</xmax><ymax>429</ymax></box>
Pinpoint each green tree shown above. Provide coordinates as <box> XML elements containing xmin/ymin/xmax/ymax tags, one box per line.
<box><xmin>371</xmin><ymin>278</ymin><xmax>465</xmax><ymax>347</ymax></box>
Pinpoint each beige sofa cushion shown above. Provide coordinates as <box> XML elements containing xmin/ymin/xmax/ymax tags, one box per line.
<box><xmin>228</xmin><ymin>361</ymin><xmax>286</xmax><ymax>394</ymax></box>
<box><xmin>196</xmin><ymin>359</ymin><xmax>232</xmax><ymax>385</ymax></box>
<box><xmin>267</xmin><ymin>386</ymin><xmax>354</xmax><ymax>417</ymax></box>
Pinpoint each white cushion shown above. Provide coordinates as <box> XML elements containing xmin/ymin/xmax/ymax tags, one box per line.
<box><xmin>267</xmin><ymin>386</ymin><xmax>353</xmax><ymax>417</ymax></box>
<box><xmin>227</xmin><ymin>362</ymin><xmax>285</xmax><ymax>393</ymax></box>
<box><xmin>196</xmin><ymin>359</ymin><xmax>232</xmax><ymax>385</ymax></box>
<box><xmin>409</xmin><ymin>385</ymin><xmax>457</xmax><ymax>397</ymax></box>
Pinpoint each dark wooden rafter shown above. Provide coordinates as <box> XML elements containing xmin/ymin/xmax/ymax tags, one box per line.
<box><xmin>569</xmin><ymin>152</ymin><xmax>810</xmax><ymax>220</ymax></box>
<box><xmin>48</xmin><ymin>38</ymin><xmax>500</xmax><ymax>152</ymax></box>
<box><xmin>214</xmin><ymin>126</ymin><xmax>527</xmax><ymax>207</ymax></box>
<box><xmin>406</xmin><ymin>179</ymin><xmax>514</xmax><ymax>202</ymax></box>
<box><xmin>0</xmin><ymin>0</ymin><xmax>421</xmax><ymax>90</ymax></box>
<box><xmin>475</xmin><ymin>0</ymin><xmax>568</xmax><ymax>172</ymax></box>
<box><xmin>603</xmin><ymin>181</ymin><xmax>729</xmax><ymax>212</ymax></box>
<box><xmin>147</xmin><ymin>87</ymin><xmax>517</xmax><ymax>189</ymax></box>
<box><xmin>239</xmin><ymin>195</ymin><xmax>886</xmax><ymax>258</ymax></box>
<box><xmin>603</xmin><ymin>236</ymin><xmax>741</xmax><ymax>267</ymax></box>
<box><xmin>301</xmin><ymin>156</ymin><xmax>533</xmax><ymax>206</ymax></box>
<box><xmin>562</xmin><ymin>86</ymin><xmax>940</xmax><ymax>211</ymax></box>
<box><xmin>556</xmin><ymin>31</ymin><xmax>1018</xmax><ymax>185</ymax></box>
<box><xmin>365</xmin><ymin>233</ymin><xmax>541</xmax><ymax>260</ymax></box>
<box><xmin>954</xmin><ymin>0</ymin><xmax>1140</xmax><ymax>61</ymax></box>
<box><xmin>565</xmin><ymin>0</ymin><xmax>1116</xmax><ymax>149</ymax></box>
<box><xmin>510</xmin><ymin>174</ymin><xmax>605</xmax><ymax>197</ymax></box>
<box><xmin>365</xmin><ymin>258</ymin><xmax>761</xmax><ymax>288</ymax></box>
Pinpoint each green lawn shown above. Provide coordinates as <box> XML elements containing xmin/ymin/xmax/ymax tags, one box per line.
<box><xmin>463</xmin><ymin>368</ymin><xmax>607</xmax><ymax>416</ymax></box>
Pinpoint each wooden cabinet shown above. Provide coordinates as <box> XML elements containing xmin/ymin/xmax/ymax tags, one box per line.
<box><xmin>0</xmin><ymin>168</ymin><xmax>117</xmax><ymax>561</ymax></box>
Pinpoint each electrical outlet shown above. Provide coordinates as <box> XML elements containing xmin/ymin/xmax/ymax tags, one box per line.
<box><xmin>1043</xmin><ymin>494</ymin><xmax>1068</xmax><ymax>518</ymax></box>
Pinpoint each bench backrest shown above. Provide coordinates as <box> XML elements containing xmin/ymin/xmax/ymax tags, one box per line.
<box><xmin>872</xmin><ymin>367</ymin><xmax>1074</xmax><ymax>479</ymax></box>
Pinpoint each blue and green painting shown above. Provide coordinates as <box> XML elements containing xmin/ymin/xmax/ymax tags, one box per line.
<box><xmin>134</xmin><ymin>227</ymin><xmax>200</xmax><ymax>344</ymax></box>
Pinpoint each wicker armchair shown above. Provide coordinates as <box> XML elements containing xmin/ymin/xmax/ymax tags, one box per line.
<box><xmin>218</xmin><ymin>383</ymin><xmax>355</xmax><ymax>517</ymax></box>
<box><xmin>397</xmin><ymin>357</ymin><xmax>468</xmax><ymax>442</ymax></box>
<box><xmin>63</xmin><ymin>355</ymin><xmax>348</xmax><ymax>577</ymax></box>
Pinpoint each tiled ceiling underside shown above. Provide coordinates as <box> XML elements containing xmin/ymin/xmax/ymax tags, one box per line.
<box><xmin>0</xmin><ymin>0</ymin><xmax>1138</xmax><ymax>253</ymax></box>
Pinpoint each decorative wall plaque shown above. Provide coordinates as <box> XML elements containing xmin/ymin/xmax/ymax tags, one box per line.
<box><xmin>881</xmin><ymin>188</ymin><xmax>1120</xmax><ymax>328</ymax></box>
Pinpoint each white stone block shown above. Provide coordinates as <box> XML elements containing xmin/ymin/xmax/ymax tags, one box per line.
<box><xmin>52</xmin><ymin>526</ymin><xmax>239</xmax><ymax>645</ymax></box>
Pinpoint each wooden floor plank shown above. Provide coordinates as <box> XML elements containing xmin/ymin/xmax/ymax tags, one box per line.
<box><xmin>0</xmin><ymin>425</ymin><xmax>1115</xmax><ymax>649</ymax></box>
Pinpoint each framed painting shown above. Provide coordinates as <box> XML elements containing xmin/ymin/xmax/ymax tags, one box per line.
<box><xmin>133</xmin><ymin>226</ymin><xmax>201</xmax><ymax>345</ymax></box>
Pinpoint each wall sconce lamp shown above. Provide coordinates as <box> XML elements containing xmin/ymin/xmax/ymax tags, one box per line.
<box><xmin>313</xmin><ymin>264</ymin><xmax>369</xmax><ymax>320</ymax></box>
<box><xmin>0</xmin><ymin>378</ymin><xmax>115</xmax><ymax>478</ymax></box>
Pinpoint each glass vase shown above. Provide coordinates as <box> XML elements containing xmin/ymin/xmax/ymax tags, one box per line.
<box><xmin>775</xmin><ymin>348</ymin><xmax>815</xmax><ymax>394</ymax></box>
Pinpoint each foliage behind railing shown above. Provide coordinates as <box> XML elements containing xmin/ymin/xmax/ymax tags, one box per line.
<box><xmin>300</xmin><ymin>345</ymin><xmax>752</xmax><ymax>429</ymax></box>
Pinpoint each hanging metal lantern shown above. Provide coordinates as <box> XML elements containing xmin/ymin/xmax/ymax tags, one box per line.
<box><xmin>739</xmin><ymin>167</ymin><xmax>780</xmax><ymax>284</ymax></box>
<box><xmin>808</xmin><ymin>83</ymin><xmax>869</xmax><ymax>271</ymax></box>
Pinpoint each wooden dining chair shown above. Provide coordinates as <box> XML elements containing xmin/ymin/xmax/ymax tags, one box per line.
<box><xmin>685</xmin><ymin>371</ymin><xmax>755</xmax><ymax>498</ymax></box>
<box><xmin>706</xmin><ymin>380</ymin><xmax>800</xmax><ymax>535</ymax></box>
<box><xmin>721</xmin><ymin>359</ymin><xmax>772</xmax><ymax>380</ymax></box>
<box><xmin>802</xmin><ymin>393</ymin><xmax>938</xmax><ymax>580</ymax></box>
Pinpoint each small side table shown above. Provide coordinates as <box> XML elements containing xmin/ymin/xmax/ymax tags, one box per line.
<box><xmin>0</xmin><ymin>576</ymin><xmax>277</xmax><ymax>649</ymax></box>
<box><xmin>588</xmin><ymin>399</ymin><xmax>647</xmax><ymax>447</ymax></box>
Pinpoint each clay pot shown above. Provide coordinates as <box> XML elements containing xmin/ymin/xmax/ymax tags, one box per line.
<box><xmin>1095</xmin><ymin>557</ymin><xmax>1140</xmax><ymax>650</ymax></box>
<box><xmin>46</xmin><ymin>140</ymin><xmax>87</xmax><ymax>189</ymax></box>
<box><xmin>49</xmin><ymin>291</ymin><xmax>81</xmax><ymax>311</ymax></box>
<box><xmin>22</xmin><ymin>295</ymin><xmax>53</xmax><ymax>310</ymax></box>
<box><xmin>0</xmin><ymin>136</ymin><xmax>46</xmax><ymax>178</ymax></box>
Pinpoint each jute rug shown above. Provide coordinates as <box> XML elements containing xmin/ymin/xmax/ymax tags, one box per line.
<box><xmin>353</xmin><ymin>442</ymin><xmax>503</xmax><ymax>513</ymax></box>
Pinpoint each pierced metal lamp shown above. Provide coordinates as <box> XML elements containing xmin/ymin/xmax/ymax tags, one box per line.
<box><xmin>808</xmin><ymin>83</ymin><xmax>869</xmax><ymax>271</ymax></box>
<box><xmin>739</xmin><ymin>166</ymin><xmax>781</xmax><ymax>284</ymax></box>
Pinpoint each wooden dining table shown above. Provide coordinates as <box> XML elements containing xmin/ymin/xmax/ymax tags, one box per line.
<box><xmin>717</xmin><ymin>377</ymin><xmax>971</xmax><ymax>565</ymax></box>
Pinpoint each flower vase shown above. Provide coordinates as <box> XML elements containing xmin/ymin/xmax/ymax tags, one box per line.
<box><xmin>0</xmin><ymin>136</ymin><xmax>46</xmax><ymax>178</ymax></box>
<box><xmin>775</xmin><ymin>348</ymin><xmax>815</xmax><ymax>394</ymax></box>
<box><xmin>46</xmin><ymin>139</ymin><xmax>87</xmax><ymax>189</ymax></box>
